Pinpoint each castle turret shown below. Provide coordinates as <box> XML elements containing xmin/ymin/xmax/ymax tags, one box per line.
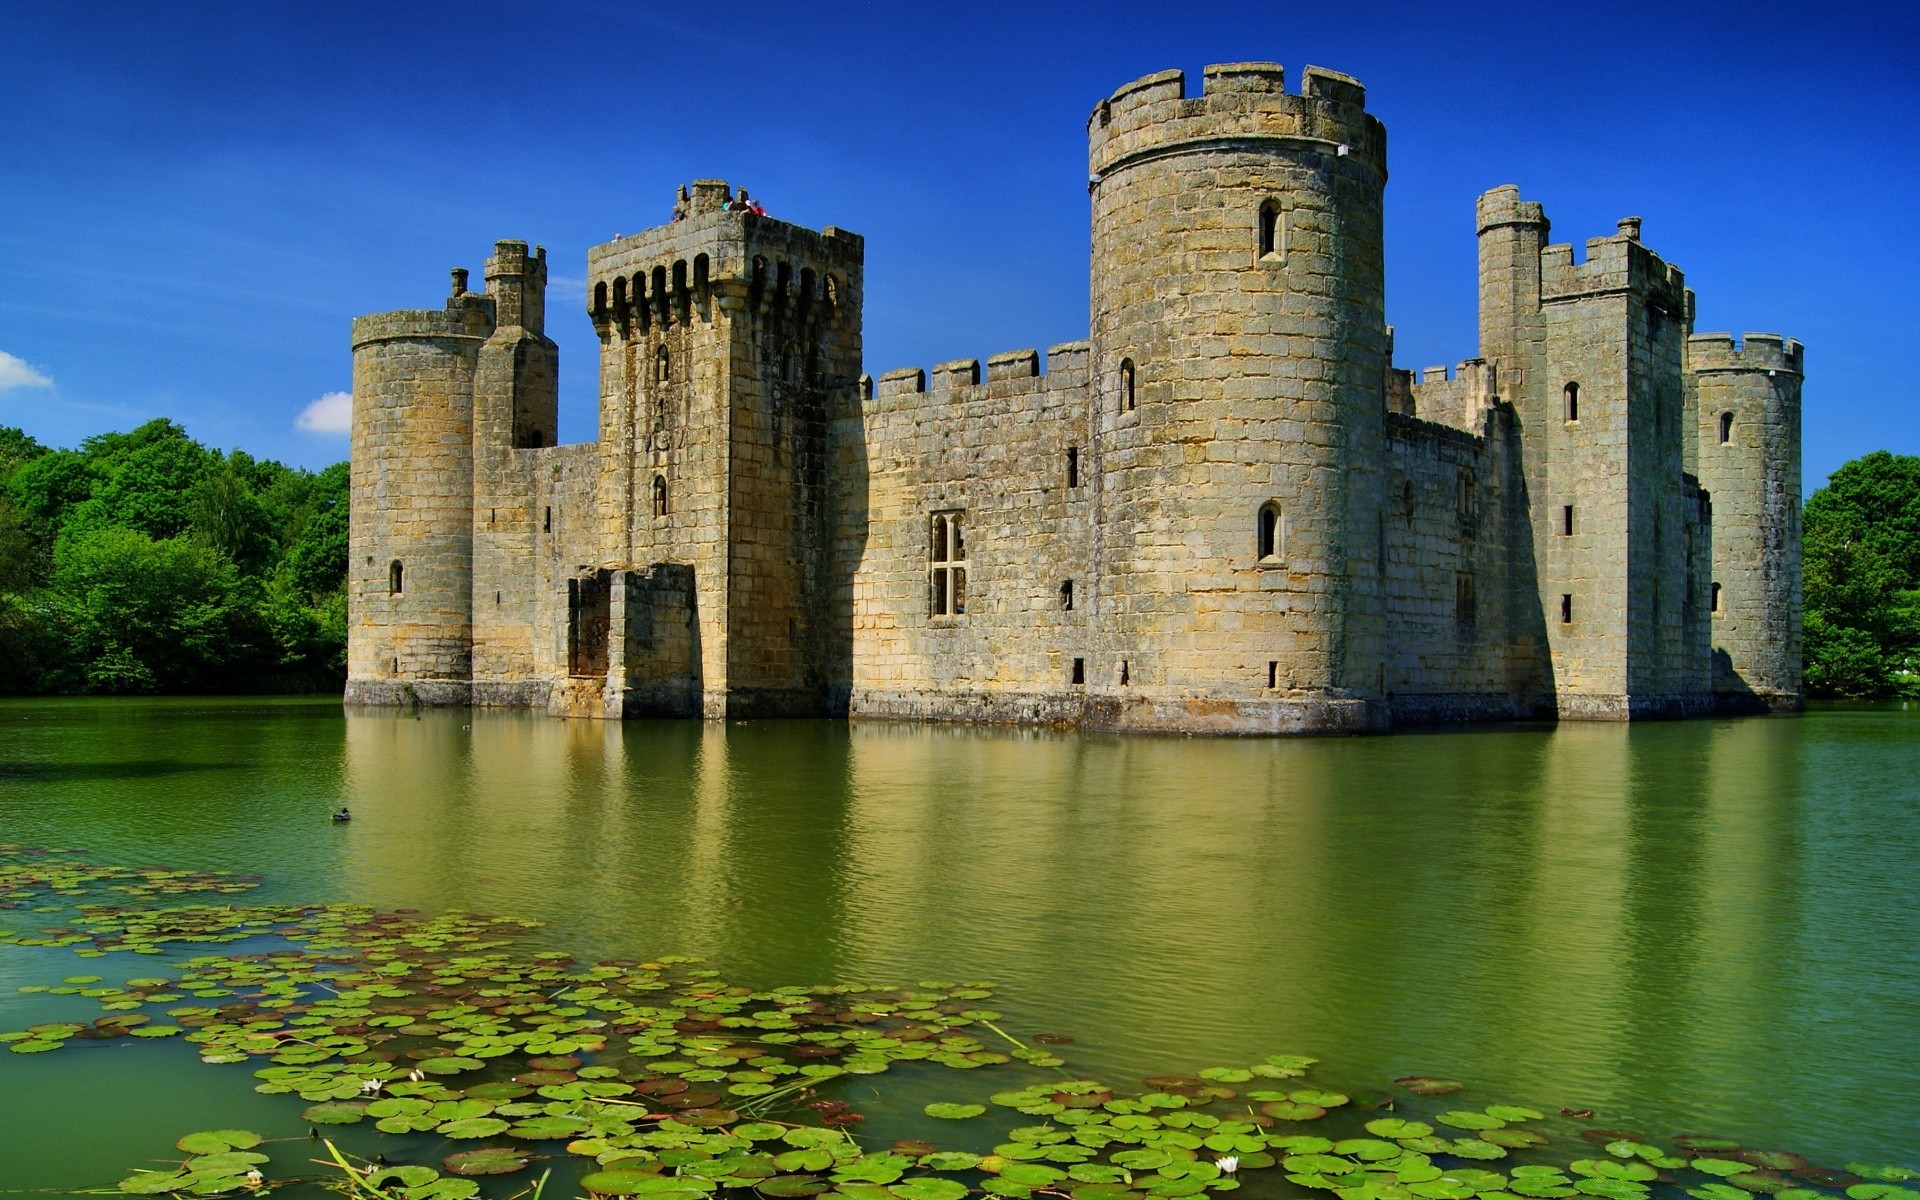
<box><xmin>346</xmin><ymin>277</ymin><xmax>494</xmax><ymax>703</ymax></box>
<box><xmin>1475</xmin><ymin>185</ymin><xmax>1549</xmax><ymax>404</ymax></box>
<box><xmin>1688</xmin><ymin>332</ymin><xmax>1804</xmax><ymax>709</ymax></box>
<box><xmin>1086</xmin><ymin>63</ymin><xmax>1388</xmax><ymax>730</ymax></box>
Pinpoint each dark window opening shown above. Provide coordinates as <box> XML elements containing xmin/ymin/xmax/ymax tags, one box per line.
<box><xmin>1258</xmin><ymin>201</ymin><xmax>1281</xmax><ymax>259</ymax></box>
<box><xmin>543</xmin><ymin>506</ymin><xmax>551</xmax><ymax>533</ymax></box>
<box><xmin>1072</xmin><ymin>657</ymin><xmax>1085</xmax><ymax>685</ymax></box>
<box><xmin>1560</xmin><ymin>593</ymin><xmax>1574</xmax><ymax>625</ymax></box>
<box><xmin>1719</xmin><ymin>411</ymin><xmax>1734</xmax><ymax>443</ymax></box>
<box><xmin>1457</xmin><ymin>572</ymin><xmax>1477</xmax><ymax>629</ymax></box>
<box><xmin>525</xmin><ymin>429</ymin><xmax>544</xmax><ymax>448</ymax></box>
<box><xmin>1711</xmin><ymin>582</ymin><xmax>1722</xmax><ymax>613</ymax></box>
<box><xmin>1564</xmin><ymin>382</ymin><xmax>1580</xmax><ymax>422</ymax></box>
<box><xmin>1067</xmin><ymin>446</ymin><xmax>1080</xmax><ymax>488</ymax></box>
<box><xmin>568</xmin><ymin>573</ymin><xmax>611</xmax><ymax>678</ymax></box>
<box><xmin>1257</xmin><ymin>501</ymin><xmax>1283</xmax><ymax>561</ymax></box>
<box><xmin>1119</xmin><ymin>358</ymin><xmax>1136</xmax><ymax>412</ymax></box>
<box><xmin>1457</xmin><ymin>473</ymin><xmax>1476</xmax><ymax>525</ymax></box>
<box><xmin>656</xmin><ymin>344</ymin><xmax>670</xmax><ymax>383</ymax></box>
<box><xmin>653</xmin><ymin>475</ymin><xmax>668</xmax><ymax>518</ymax></box>
<box><xmin>1267</xmin><ymin>660</ymin><xmax>1278</xmax><ymax>689</ymax></box>
<box><xmin>388</xmin><ymin>560</ymin><xmax>403</xmax><ymax>595</ymax></box>
<box><xmin>1562</xmin><ymin>504</ymin><xmax>1574</xmax><ymax>536</ymax></box>
<box><xmin>1120</xmin><ymin>660</ymin><xmax>1130</xmax><ymax>687</ymax></box>
<box><xmin>1061</xmin><ymin>579</ymin><xmax>1074</xmax><ymax>611</ymax></box>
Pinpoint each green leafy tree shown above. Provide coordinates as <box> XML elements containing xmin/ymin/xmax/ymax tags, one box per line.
<box><xmin>1802</xmin><ymin>451</ymin><xmax>1920</xmax><ymax>697</ymax></box>
<box><xmin>0</xmin><ymin>420</ymin><xmax>350</xmax><ymax>695</ymax></box>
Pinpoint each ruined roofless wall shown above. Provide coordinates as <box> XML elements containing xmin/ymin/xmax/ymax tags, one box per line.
<box><xmin>1087</xmin><ymin>63</ymin><xmax>1389</xmax><ymax>731</ymax></box>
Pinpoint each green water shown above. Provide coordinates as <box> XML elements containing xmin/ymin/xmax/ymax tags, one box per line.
<box><xmin>1</xmin><ymin>699</ymin><xmax>1917</xmax><ymax>1188</ymax></box>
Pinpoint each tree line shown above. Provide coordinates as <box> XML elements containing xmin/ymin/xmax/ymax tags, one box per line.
<box><xmin>0</xmin><ymin>419</ymin><xmax>1915</xmax><ymax>699</ymax></box>
<box><xmin>0</xmin><ymin>420</ymin><xmax>346</xmax><ymax>693</ymax></box>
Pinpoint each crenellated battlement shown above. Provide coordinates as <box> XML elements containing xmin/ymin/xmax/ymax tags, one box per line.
<box><xmin>585</xmin><ymin>182</ymin><xmax>862</xmax><ymax>339</ymax></box>
<box><xmin>1088</xmin><ymin>62</ymin><xmax>1384</xmax><ymax>183</ymax></box>
<box><xmin>1540</xmin><ymin>219</ymin><xmax>1686</xmax><ymax>307</ymax></box>
<box><xmin>1688</xmin><ymin>332</ymin><xmax>1805</xmax><ymax>375</ymax></box>
<box><xmin>866</xmin><ymin>343</ymin><xmax>1090</xmax><ymax>411</ymax></box>
<box><xmin>1476</xmin><ymin>184</ymin><xmax>1549</xmax><ymax>236</ymax></box>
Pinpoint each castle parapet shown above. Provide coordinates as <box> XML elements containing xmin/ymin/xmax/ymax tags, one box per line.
<box><xmin>1541</xmin><ymin>222</ymin><xmax>1686</xmax><ymax>306</ymax></box>
<box><xmin>1688</xmin><ymin>332</ymin><xmax>1804</xmax><ymax>375</ymax></box>
<box><xmin>1088</xmin><ymin>62</ymin><xmax>1385</xmax><ymax>182</ymax></box>
<box><xmin>350</xmin><ymin>295</ymin><xmax>494</xmax><ymax>350</ymax></box>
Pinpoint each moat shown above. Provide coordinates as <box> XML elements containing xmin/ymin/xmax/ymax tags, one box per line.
<box><xmin>1</xmin><ymin>699</ymin><xmax>1916</xmax><ymax>1192</ymax></box>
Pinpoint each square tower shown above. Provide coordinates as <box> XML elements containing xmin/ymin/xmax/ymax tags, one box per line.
<box><xmin>584</xmin><ymin>182</ymin><xmax>864</xmax><ymax>717</ymax></box>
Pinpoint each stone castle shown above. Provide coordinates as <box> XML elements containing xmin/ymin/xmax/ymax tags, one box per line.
<box><xmin>346</xmin><ymin>62</ymin><xmax>1803</xmax><ymax>734</ymax></box>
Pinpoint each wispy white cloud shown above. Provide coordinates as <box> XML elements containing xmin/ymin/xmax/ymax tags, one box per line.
<box><xmin>0</xmin><ymin>351</ymin><xmax>53</xmax><ymax>393</ymax></box>
<box><xmin>295</xmin><ymin>390</ymin><xmax>352</xmax><ymax>434</ymax></box>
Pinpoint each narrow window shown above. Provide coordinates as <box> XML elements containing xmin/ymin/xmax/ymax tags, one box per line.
<box><xmin>1257</xmin><ymin>501</ymin><xmax>1283</xmax><ymax>561</ymax></box>
<box><xmin>652</xmin><ymin>475</ymin><xmax>668</xmax><ymax>518</ymax></box>
<box><xmin>1719</xmin><ymin>411</ymin><xmax>1733</xmax><ymax>444</ymax></box>
<box><xmin>1562</xmin><ymin>505</ymin><xmax>1574</xmax><ymax>536</ymax></box>
<box><xmin>1061</xmin><ymin>580</ymin><xmax>1074</xmax><ymax>611</ymax></box>
<box><xmin>1457</xmin><ymin>473</ymin><xmax>1476</xmax><ymax>523</ymax></box>
<box><xmin>1560</xmin><ymin>593</ymin><xmax>1573</xmax><ymax>625</ymax></box>
<box><xmin>1457</xmin><ymin>572</ymin><xmax>1476</xmax><ymax>628</ymax></box>
<box><xmin>929</xmin><ymin>512</ymin><xmax>967</xmax><ymax>617</ymax></box>
<box><xmin>1564</xmin><ymin>382</ymin><xmax>1579</xmax><ymax>421</ymax></box>
<box><xmin>388</xmin><ymin>560</ymin><xmax>403</xmax><ymax>595</ymax></box>
<box><xmin>1711</xmin><ymin>582</ymin><xmax>1722</xmax><ymax>613</ymax></box>
<box><xmin>544</xmin><ymin>506</ymin><xmax>551</xmax><ymax>532</ymax></box>
<box><xmin>1072</xmin><ymin>657</ymin><xmax>1085</xmax><ymax>684</ymax></box>
<box><xmin>1258</xmin><ymin>201</ymin><xmax>1282</xmax><ymax>260</ymax></box>
<box><xmin>1120</xmin><ymin>660</ymin><xmax>1130</xmax><ymax>686</ymax></box>
<box><xmin>656</xmin><ymin>344</ymin><xmax>670</xmax><ymax>383</ymax></box>
<box><xmin>1119</xmin><ymin>358</ymin><xmax>1136</xmax><ymax>412</ymax></box>
<box><xmin>1067</xmin><ymin>446</ymin><xmax>1080</xmax><ymax>488</ymax></box>
<box><xmin>1402</xmin><ymin>479</ymin><xmax>1415</xmax><ymax>523</ymax></box>
<box><xmin>1267</xmin><ymin>661</ymin><xmax>1278</xmax><ymax>689</ymax></box>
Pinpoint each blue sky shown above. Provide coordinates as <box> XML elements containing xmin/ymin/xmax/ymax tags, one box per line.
<box><xmin>1</xmin><ymin>1</ymin><xmax>1915</xmax><ymax>489</ymax></box>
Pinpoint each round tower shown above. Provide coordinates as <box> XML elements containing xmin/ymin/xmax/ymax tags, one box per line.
<box><xmin>345</xmin><ymin>281</ymin><xmax>494</xmax><ymax>704</ymax></box>
<box><xmin>1688</xmin><ymin>332</ymin><xmax>1804</xmax><ymax>710</ymax></box>
<box><xmin>1086</xmin><ymin>63</ymin><xmax>1388</xmax><ymax>731</ymax></box>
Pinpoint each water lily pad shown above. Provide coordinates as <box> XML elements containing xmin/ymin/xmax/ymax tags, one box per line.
<box><xmin>174</xmin><ymin>1130</ymin><xmax>262</xmax><ymax>1154</ymax></box>
<box><xmin>1486</xmin><ymin>1107</ymin><xmax>1543</xmax><ymax>1122</ymax></box>
<box><xmin>760</xmin><ymin>1178</ymin><xmax>828</xmax><ymax>1197</ymax></box>
<box><xmin>418</xmin><ymin>1055</ymin><xmax>485</xmax><ymax>1075</ymax></box>
<box><xmin>925</xmin><ymin>1103</ymin><xmax>986</xmax><ymax>1119</ymax></box>
<box><xmin>892</xmin><ymin>1181</ymin><xmax>970</xmax><ymax>1200</ymax></box>
<box><xmin>439</xmin><ymin>1146</ymin><xmax>531</xmax><ymax>1177</ymax></box>
<box><xmin>439</xmin><ymin>1116</ymin><xmax>512</xmax><ymax>1138</ymax></box>
<box><xmin>301</xmin><ymin>1101</ymin><xmax>368</xmax><ymax>1125</ymax></box>
<box><xmin>1261</xmin><ymin>1101</ymin><xmax>1326</xmax><ymax>1121</ymax></box>
<box><xmin>1367</xmin><ymin>1119</ymin><xmax>1435</xmax><ymax>1140</ymax></box>
<box><xmin>1439</xmin><ymin>1113</ymin><xmax>1506</xmax><ymax>1131</ymax></box>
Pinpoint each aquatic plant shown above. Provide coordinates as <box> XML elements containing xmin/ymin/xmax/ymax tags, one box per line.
<box><xmin>0</xmin><ymin>846</ymin><xmax>1914</xmax><ymax>1200</ymax></box>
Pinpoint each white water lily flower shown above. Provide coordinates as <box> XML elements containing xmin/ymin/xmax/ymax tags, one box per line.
<box><xmin>1216</xmin><ymin>1157</ymin><xmax>1240</xmax><ymax>1174</ymax></box>
<box><xmin>407</xmin><ymin>1067</ymin><xmax>424</xmax><ymax>1082</ymax></box>
<box><xmin>245</xmin><ymin>1170</ymin><xmax>264</xmax><ymax>1188</ymax></box>
<box><xmin>359</xmin><ymin>1078</ymin><xmax>383</xmax><ymax>1093</ymax></box>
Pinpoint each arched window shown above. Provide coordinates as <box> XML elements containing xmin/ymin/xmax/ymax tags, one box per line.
<box><xmin>1119</xmin><ymin>358</ymin><xmax>1136</xmax><ymax>412</ymax></box>
<box><xmin>1711</xmin><ymin>582</ymin><xmax>1722</xmax><ymax>613</ymax></box>
<box><xmin>388</xmin><ymin>560</ymin><xmax>403</xmax><ymax>595</ymax></box>
<box><xmin>1564</xmin><ymin>382</ymin><xmax>1580</xmax><ymax>421</ymax></box>
<box><xmin>929</xmin><ymin>512</ymin><xmax>967</xmax><ymax>617</ymax></box>
<box><xmin>656</xmin><ymin>344</ymin><xmax>670</xmax><ymax>383</ymax></box>
<box><xmin>1719</xmin><ymin>411</ymin><xmax>1733</xmax><ymax>443</ymax></box>
<box><xmin>1258</xmin><ymin>201</ymin><xmax>1282</xmax><ymax>259</ymax></box>
<box><xmin>1257</xmin><ymin>502</ymin><xmax>1284</xmax><ymax>561</ymax></box>
<box><xmin>652</xmin><ymin>475</ymin><xmax>668</xmax><ymax>518</ymax></box>
<box><xmin>592</xmin><ymin>281</ymin><xmax>608</xmax><ymax>317</ymax></box>
<box><xmin>1060</xmin><ymin>579</ymin><xmax>1074</xmax><ymax>611</ymax></box>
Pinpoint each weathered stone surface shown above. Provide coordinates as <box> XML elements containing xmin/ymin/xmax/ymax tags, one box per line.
<box><xmin>345</xmin><ymin>67</ymin><xmax>1802</xmax><ymax>734</ymax></box>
